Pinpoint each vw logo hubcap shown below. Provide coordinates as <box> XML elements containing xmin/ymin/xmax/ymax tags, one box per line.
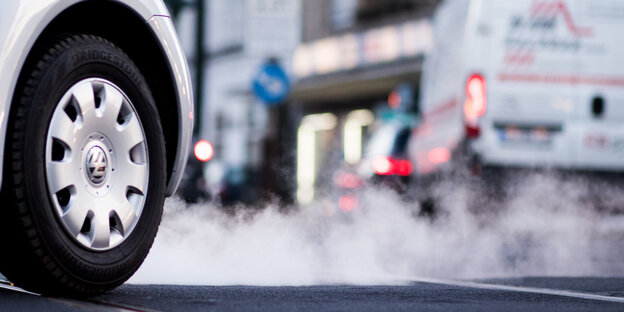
<box><xmin>86</xmin><ymin>146</ymin><xmax>108</xmax><ymax>185</ymax></box>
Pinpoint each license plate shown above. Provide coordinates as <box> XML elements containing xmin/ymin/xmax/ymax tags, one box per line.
<box><xmin>496</xmin><ymin>124</ymin><xmax>557</xmax><ymax>148</ymax></box>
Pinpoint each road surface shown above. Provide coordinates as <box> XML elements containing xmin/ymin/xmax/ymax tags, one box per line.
<box><xmin>1</xmin><ymin>277</ymin><xmax>623</xmax><ymax>311</ymax></box>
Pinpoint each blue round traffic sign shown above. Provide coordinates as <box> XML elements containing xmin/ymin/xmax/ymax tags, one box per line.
<box><xmin>252</xmin><ymin>62</ymin><xmax>290</xmax><ymax>106</ymax></box>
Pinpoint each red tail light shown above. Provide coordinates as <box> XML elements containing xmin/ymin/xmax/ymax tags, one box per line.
<box><xmin>464</xmin><ymin>74</ymin><xmax>486</xmax><ymax>138</ymax></box>
<box><xmin>373</xmin><ymin>156</ymin><xmax>413</xmax><ymax>176</ymax></box>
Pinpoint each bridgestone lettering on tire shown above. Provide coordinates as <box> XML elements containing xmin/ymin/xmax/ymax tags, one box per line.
<box><xmin>0</xmin><ymin>34</ymin><xmax>166</xmax><ymax>297</ymax></box>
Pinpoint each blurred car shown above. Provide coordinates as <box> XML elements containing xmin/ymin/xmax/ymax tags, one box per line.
<box><xmin>358</xmin><ymin>120</ymin><xmax>413</xmax><ymax>190</ymax></box>
<box><xmin>333</xmin><ymin>118</ymin><xmax>414</xmax><ymax>214</ymax></box>
<box><xmin>408</xmin><ymin>0</ymin><xmax>624</xmax><ymax>202</ymax></box>
<box><xmin>0</xmin><ymin>0</ymin><xmax>193</xmax><ymax>296</ymax></box>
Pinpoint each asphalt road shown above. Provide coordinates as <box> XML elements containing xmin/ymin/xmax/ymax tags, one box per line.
<box><xmin>1</xmin><ymin>277</ymin><xmax>623</xmax><ymax>312</ymax></box>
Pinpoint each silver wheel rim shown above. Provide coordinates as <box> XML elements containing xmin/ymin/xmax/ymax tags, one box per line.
<box><xmin>45</xmin><ymin>78</ymin><xmax>149</xmax><ymax>251</ymax></box>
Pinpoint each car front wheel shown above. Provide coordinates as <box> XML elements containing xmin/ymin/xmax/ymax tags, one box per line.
<box><xmin>0</xmin><ymin>34</ymin><xmax>166</xmax><ymax>296</ymax></box>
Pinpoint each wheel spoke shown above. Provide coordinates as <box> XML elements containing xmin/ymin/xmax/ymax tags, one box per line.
<box><xmin>113</xmin><ymin>200</ymin><xmax>139</xmax><ymax>235</ymax></box>
<box><xmin>47</xmin><ymin>161</ymin><xmax>79</xmax><ymax>193</ymax></box>
<box><xmin>72</xmin><ymin>81</ymin><xmax>96</xmax><ymax>123</ymax></box>
<box><xmin>99</xmin><ymin>84</ymin><xmax>123</xmax><ymax>124</ymax></box>
<box><xmin>61</xmin><ymin>194</ymin><xmax>90</xmax><ymax>238</ymax></box>
<box><xmin>48</xmin><ymin>111</ymin><xmax>79</xmax><ymax>145</ymax></box>
<box><xmin>114</xmin><ymin>115</ymin><xmax>144</xmax><ymax>154</ymax></box>
<box><xmin>119</xmin><ymin>161</ymin><xmax>149</xmax><ymax>194</ymax></box>
<box><xmin>90</xmin><ymin>208</ymin><xmax>111</xmax><ymax>249</ymax></box>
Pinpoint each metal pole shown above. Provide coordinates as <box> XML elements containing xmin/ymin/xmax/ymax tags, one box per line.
<box><xmin>194</xmin><ymin>0</ymin><xmax>205</xmax><ymax>136</ymax></box>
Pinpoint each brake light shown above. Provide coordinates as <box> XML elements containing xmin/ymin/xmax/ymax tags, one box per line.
<box><xmin>372</xmin><ymin>156</ymin><xmax>412</xmax><ymax>176</ymax></box>
<box><xmin>464</xmin><ymin>74</ymin><xmax>486</xmax><ymax>138</ymax></box>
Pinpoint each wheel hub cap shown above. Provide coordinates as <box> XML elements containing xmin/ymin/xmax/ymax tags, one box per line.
<box><xmin>45</xmin><ymin>78</ymin><xmax>149</xmax><ymax>251</ymax></box>
<box><xmin>86</xmin><ymin>146</ymin><xmax>108</xmax><ymax>185</ymax></box>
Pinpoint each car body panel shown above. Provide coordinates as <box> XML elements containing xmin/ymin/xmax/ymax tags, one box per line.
<box><xmin>147</xmin><ymin>15</ymin><xmax>194</xmax><ymax>195</ymax></box>
<box><xmin>0</xmin><ymin>0</ymin><xmax>192</xmax><ymax>196</ymax></box>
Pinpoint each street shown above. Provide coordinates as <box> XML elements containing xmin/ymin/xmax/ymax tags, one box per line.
<box><xmin>1</xmin><ymin>277</ymin><xmax>623</xmax><ymax>311</ymax></box>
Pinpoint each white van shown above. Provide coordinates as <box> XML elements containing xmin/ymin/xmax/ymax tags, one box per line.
<box><xmin>409</xmin><ymin>0</ymin><xmax>624</xmax><ymax>189</ymax></box>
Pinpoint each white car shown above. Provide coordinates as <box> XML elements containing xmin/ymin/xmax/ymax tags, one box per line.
<box><xmin>0</xmin><ymin>0</ymin><xmax>193</xmax><ymax>296</ymax></box>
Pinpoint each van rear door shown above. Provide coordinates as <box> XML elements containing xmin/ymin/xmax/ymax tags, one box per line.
<box><xmin>477</xmin><ymin>0</ymin><xmax>624</xmax><ymax>171</ymax></box>
<box><xmin>567</xmin><ymin>0</ymin><xmax>624</xmax><ymax>171</ymax></box>
<box><xmin>476</xmin><ymin>0</ymin><xmax>574</xmax><ymax>168</ymax></box>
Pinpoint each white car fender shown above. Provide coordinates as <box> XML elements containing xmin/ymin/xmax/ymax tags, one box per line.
<box><xmin>0</xmin><ymin>0</ymin><xmax>192</xmax><ymax>196</ymax></box>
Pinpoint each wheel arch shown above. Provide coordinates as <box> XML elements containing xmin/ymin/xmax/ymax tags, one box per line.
<box><xmin>6</xmin><ymin>1</ymin><xmax>183</xmax><ymax>195</ymax></box>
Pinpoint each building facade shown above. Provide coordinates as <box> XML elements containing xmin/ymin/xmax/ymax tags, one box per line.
<box><xmin>291</xmin><ymin>0</ymin><xmax>439</xmax><ymax>205</ymax></box>
<box><xmin>172</xmin><ymin>0</ymin><xmax>302</xmax><ymax>204</ymax></box>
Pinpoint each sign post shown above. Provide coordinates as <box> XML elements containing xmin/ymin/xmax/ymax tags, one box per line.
<box><xmin>252</xmin><ymin>59</ymin><xmax>294</xmax><ymax>204</ymax></box>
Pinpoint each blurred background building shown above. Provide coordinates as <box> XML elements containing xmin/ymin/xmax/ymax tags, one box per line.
<box><xmin>165</xmin><ymin>0</ymin><xmax>439</xmax><ymax>206</ymax></box>
<box><xmin>291</xmin><ymin>0</ymin><xmax>438</xmax><ymax>204</ymax></box>
<box><xmin>167</xmin><ymin>0</ymin><xmax>301</xmax><ymax>205</ymax></box>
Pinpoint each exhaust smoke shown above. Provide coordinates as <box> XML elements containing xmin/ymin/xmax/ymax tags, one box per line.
<box><xmin>130</xmin><ymin>173</ymin><xmax>624</xmax><ymax>285</ymax></box>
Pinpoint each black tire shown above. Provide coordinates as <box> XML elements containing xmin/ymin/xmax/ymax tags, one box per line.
<box><xmin>0</xmin><ymin>34</ymin><xmax>166</xmax><ymax>296</ymax></box>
